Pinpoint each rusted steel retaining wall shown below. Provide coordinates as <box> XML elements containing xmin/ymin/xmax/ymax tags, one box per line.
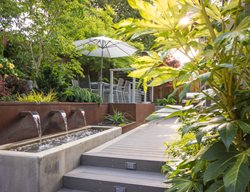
<box><xmin>0</xmin><ymin>102</ymin><xmax>155</xmax><ymax>144</ymax></box>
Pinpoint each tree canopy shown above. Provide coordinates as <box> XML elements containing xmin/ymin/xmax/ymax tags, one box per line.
<box><xmin>1</xmin><ymin>0</ymin><xmax>117</xmax><ymax>91</ymax></box>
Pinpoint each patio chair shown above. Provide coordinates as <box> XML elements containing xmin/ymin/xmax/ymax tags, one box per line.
<box><xmin>87</xmin><ymin>75</ymin><xmax>99</xmax><ymax>94</ymax></box>
<box><xmin>71</xmin><ymin>79</ymin><xmax>79</xmax><ymax>87</ymax></box>
<box><xmin>123</xmin><ymin>80</ymin><xmax>132</xmax><ymax>103</ymax></box>
<box><xmin>113</xmin><ymin>78</ymin><xmax>125</xmax><ymax>103</ymax></box>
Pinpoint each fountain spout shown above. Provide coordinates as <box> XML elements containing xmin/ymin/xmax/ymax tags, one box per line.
<box><xmin>49</xmin><ymin>110</ymin><xmax>68</xmax><ymax>135</ymax></box>
<box><xmin>19</xmin><ymin>111</ymin><xmax>42</xmax><ymax>143</ymax></box>
<box><xmin>71</xmin><ymin>109</ymin><xmax>87</xmax><ymax>126</ymax></box>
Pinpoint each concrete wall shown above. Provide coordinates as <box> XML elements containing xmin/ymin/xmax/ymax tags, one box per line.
<box><xmin>0</xmin><ymin>126</ymin><xmax>122</xmax><ymax>192</ymax></box>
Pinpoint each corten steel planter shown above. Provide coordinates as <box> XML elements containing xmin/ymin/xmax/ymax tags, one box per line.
<box><xmin>0</xmin><ymin>102</ymin><xmax>155</xmax><ymax>145</ymax></box>
<box><xmin>109</xmin><ymin>103</ymin><xmax>155</xmax><ymax>122</ymax></box>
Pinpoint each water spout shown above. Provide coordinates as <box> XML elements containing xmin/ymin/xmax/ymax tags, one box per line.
<box><xmin>19</xmin><ymin>111</ymin><xmax>42</xmax><ymax>143</ymax></box>
<box><xmin>50</xmin><ymin>110</ymin><xmax>68</xmax><ymax>136</ymax></box>
<box><xmin>72</xmin><ymin>109</ymin><xmax>87</xmax><ymax>126</ymax></box>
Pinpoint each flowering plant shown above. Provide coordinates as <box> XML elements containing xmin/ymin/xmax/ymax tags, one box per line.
<box><xmin>0</xmin><ymin>56</ymin><xmax>16</xmax><ymax>78</ymax></box>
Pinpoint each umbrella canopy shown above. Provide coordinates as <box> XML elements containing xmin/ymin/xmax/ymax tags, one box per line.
<box><xmin>74</xmin><ymin>36</ymin><xmax>137</xmax><ymax>58</ymax></box>
<box><xmin>74</xmin><ymin>36</ymin><xmax>137</xmax><ymax>97</ymax></box>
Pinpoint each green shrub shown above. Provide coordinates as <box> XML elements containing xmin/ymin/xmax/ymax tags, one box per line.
<box><xmin>164</xmin><ymin>133</ymin><xmax>199</xmax><ymax>159</ymax></box>
<box><xmin>0</xmin><ymin>94</ymin><xmax>17</xmax><ymax>102</ymax></box>
<box><xmin>90</xmin><ymin>92</ymin><xmax>102</xmax><ymax>103</ymax></box>
<box><xmin>61</xmin><ymin>86</ymin><xmax>102</xmax><ymax>103</ymax></box>
<box><xmin>105</xmin><ymin>110</ymin><xmax>129</xmax><ymax>126</ymax></box>
<box><xmin>155</xmin><ymin>97</ymin><xmax>176</xmax><ymax>106</ymax></box>
<box><xmin>36</xmin><ymin>64</ymin><xmax>70</xmax><ymax>94</ymax></box>
<box><xmin>17</xmin><ymin>90</ymin><xmax>57</xmax><ymax>102</ymax></box>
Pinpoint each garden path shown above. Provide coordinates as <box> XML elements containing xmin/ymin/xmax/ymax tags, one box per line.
<box><xmin>59</xmin><ymin>117</ymin><xmax>181</xmax><ymax>192</ymax></box>
<box><xmin>86</xmin><ymin>117</ymin><xmax>180</xmax><ymax>161</ymax></box>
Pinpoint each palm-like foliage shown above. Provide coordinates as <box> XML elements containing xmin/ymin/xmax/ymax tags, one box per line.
<box><xmin>116</xmin><ymin>0</ymin><xmax>250</xmax><ymax>191</ymax></box>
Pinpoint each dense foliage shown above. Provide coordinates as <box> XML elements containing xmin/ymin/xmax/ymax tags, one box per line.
<box><xmin>116</xmin><ymin>0</ymin><xmax>250</xmax><ymax>191</ymax></box>
<box><xmin>1</xmin><ymin>0</ymin><xmax>146</xmax><ymax>98</ymax></box>
<box><xmin>0</xmin><ymin>56</ymin><xmax>17</xmax><ymax>77</ymax></box>
<box><xmin>1</xmin><ymin>0</ymin><xmax>116</xmax><ymax>91</ymax></box>
<box><xmin>61</xmin><ymin>86</ymin><xmax>102</xmax><ymax>103</ymax></box>
<box><xmin>154</xmin><ymin>97</ymin><xmax>177</xmax><ymax>106</ymax></box>
<box><xmin>17</xmin><ymin>90</ymin><xmax>57</xmax><ymax>103</ymax></box>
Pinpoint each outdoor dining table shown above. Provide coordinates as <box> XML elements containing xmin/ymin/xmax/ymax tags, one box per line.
<box><xmin>91</xmin><ymin>81</ymin><xmax>110</xmax><ymax>98</ymax></box>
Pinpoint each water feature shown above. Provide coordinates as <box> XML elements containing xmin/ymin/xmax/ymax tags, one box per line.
<box><xmin>10</xmin><ymin>127</ymin><xmax>106</xmax><ymax>153</ymax></box>
<box><xmin>19</xmin><ymin>111</ymin><xmax>42</xmax><ymax>143</ymax></box>
<box><xmin>50</xmin><ymin>110</ymin><xmax>69</xmax><ymax>137</ymax></box>
<box><xmin>0</xmin><ymin>125</ymin><xmax>122</xmax><ymax>192</ymax></box>
<box><xmin>72</xmin><ymin>109</ymin><xmax>87</xmax><ymax>126</ymax></box>
<box><xmin>14</xmin><ymin>109</ymin><xmax>105</xmax><ymax>153</ymax></box>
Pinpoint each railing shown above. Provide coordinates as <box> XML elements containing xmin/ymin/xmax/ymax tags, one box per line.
<box><xmin>109</xmin><ymin>68</ymin><xmax>154</xmax><ymax>103</ymax></box>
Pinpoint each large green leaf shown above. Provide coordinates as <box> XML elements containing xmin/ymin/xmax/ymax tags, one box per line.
<box><xmin>218</xmin><ymin>122</ymin><xmax>238</xmax><ymax>151</ymax></box>
<box><xmin>215</xmin><ymin>16</ymin><xmax>250</xmax><ymax>45</ymax></box>
<box><xmin>205</xmin><ymin>181</ymin><xmax>224</xmax><ymax>192</ymax></box>
<box><xmin>167</xmin><ymin>178</ymin><xmax>199</xmax><ymax>192</ymax></box>
<box><xmin>204</xmin><ymin>158</ymin><xmax>234</xmax><ymax>183</ymax></box>
<box><xmin>179</xmin><ymin>83</ymin><xmax>191</xmax><ymax>100</ymax></box>
<box><xmin>202</xmin><ymin>142</ymin><xmax>237</xmax><ymax>161</ymax></box>
<box><xmin>235</xmin><ymin>120</ymin><xmax>250</xmax><ymax>134</ymax></box>
<box><xmin>223</xmin><ymin>152</ymin><xmax>250</xmax><ymax>192</ymax></box>
<box><xmin>215</xmin><ymin>63</ymin><xmax>234</xmax><ymax>70</ymax></box>
<box><xmin>222</xmin><ymin>0</ymin><xmax>240</xmax><ymax>14</ymax></box>
<box><xmin>148</xmin><ymin>74</ymin><xmax>174</xmax><ymax>86</ymax></box>
<box><xmin>197</xmin><ymin>72</ymin><xmax>211</xmax><ymax>84</ymax></box>
<box><xmin>128</xmin><ymin>67</ymin><xmax>150</xmax><ymax>78</ymax></box>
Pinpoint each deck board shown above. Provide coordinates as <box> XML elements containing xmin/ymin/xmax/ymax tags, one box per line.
<box><xmin>86</xmin><ymin>118</ymin><xmax>180</xmax><ymax>162</ymax></box>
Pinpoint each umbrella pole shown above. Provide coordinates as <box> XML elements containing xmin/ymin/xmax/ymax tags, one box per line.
<box><xmin>100</xmin><ymin>56</ymin><xmax>103</xmax><ymax>98</ymax></box>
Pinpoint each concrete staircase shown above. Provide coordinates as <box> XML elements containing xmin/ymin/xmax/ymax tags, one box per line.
<box><xmin>58</xmin><ymin>154</ymin><xmax>166</xmax><ymax>192</ymax></box>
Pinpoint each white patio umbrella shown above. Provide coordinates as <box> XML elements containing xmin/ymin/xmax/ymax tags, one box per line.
<box><xmin>74</xmin><ymin>36</ymin><xmax>137</xmax><ymax>97</ymax></box>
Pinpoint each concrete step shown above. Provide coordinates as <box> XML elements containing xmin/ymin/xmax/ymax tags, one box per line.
<box><xmin>58</xmin><ymin>189</ymin><xmax>89</xmax><ymax>192</ymax></box>
<box><xmin>81</xmin><ymin>154</ymin><xmax>165</xmax><ymax>172</ymax></box>
<box><xmin>63</xmin><ymin>166</ymin><xmax>166</xmax><ymax>192</ymax></box>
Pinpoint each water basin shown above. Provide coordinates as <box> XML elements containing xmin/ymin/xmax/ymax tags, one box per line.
<box><xmin>0</xmin><ymin>125</ymin><xmax>122</xmax><ymax>192</ymax></box>
<box><xmin>10</xmin><ymin>127</ymin><xmax>106</xmax><ymax>153</ymax></box>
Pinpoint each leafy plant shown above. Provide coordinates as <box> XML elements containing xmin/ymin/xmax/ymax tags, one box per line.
<box><xmin>0</xmin><ymin>56</ymin><xmax>17</xmax><ymax>77</ymax></box>
<box><xmin>61</xmin><ymin>86</ymin><xmax>102</xmax><ymax>103</ymax></box>
<box><xmin>36</xmin><ymin>64</ymin><xmax>70</xmax><ymax>94</ymax></box>
<box><xmin>155</xmin><ymin>97</ymin><xmax>177</xmax><ymax>106</ymax></box>
<box><xmin>0</xmin><ymin>94</ymin><xmax>17</xmax><ymax>102</ymax></box>
<box><xmin>164</xmin><ymin>133</ymin><xmax>199</xmax><ymax>159</ymax></box>
<box><xmin>105</xmin><ymin>110</ymin><xmax>129</xmax><ymax>125</ymax></box>
<box><xmin>117</xmin><ymin>0</ymin><xmax>250</xmax><ymax>191</ymax></box>
<box><xmin>90</xmin><ymin>92</ymin><xmax>102</xmax><ymax>104</ymax></box>
<box><xmin>17</xmin><ymin>90</ymin><xmax>57</xmax><ymax>102</ymax></box>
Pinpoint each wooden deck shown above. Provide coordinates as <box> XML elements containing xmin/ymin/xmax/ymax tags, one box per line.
<box><xmin>86</xmin><ymin>117</ymin><xmax>180</xmax><ymax>162</ymax></box>
<box><xmin>59</xmin><ymin>117</ymin><xmax>181</xmax><ymax>192</ymax></box>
